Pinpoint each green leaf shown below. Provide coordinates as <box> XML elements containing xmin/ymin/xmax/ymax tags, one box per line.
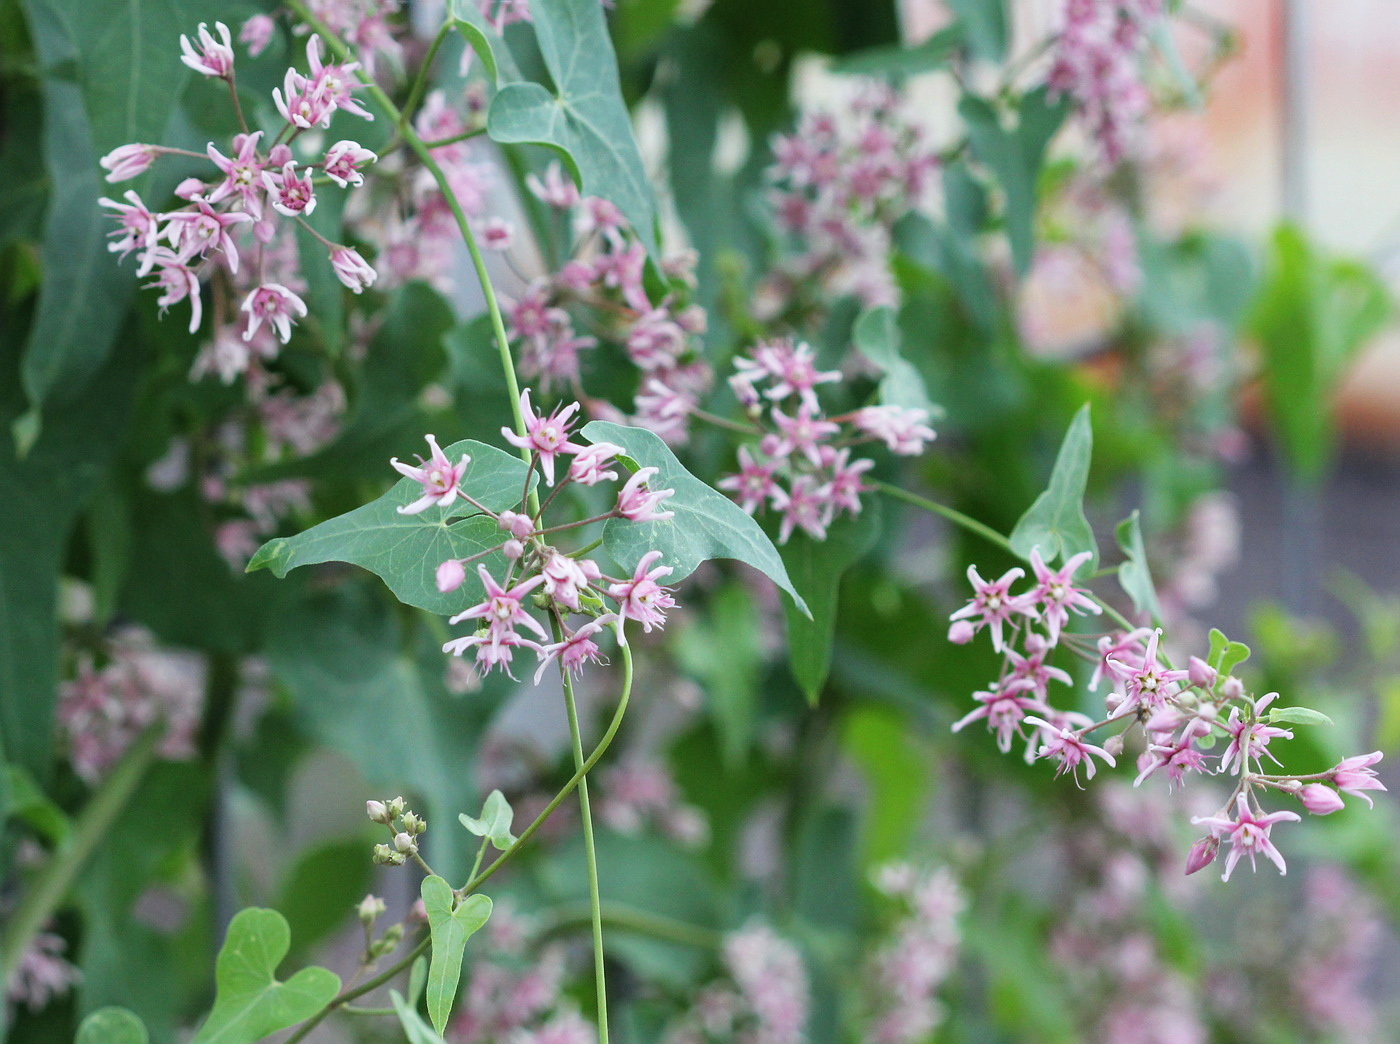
<box><xmin>1267</xmin><ymin>706</ymin><xmax>1334</xmax><ymax>728</ymax></box>
<box><xmin>3</xmin><ymin>764</ymin><xmax>69</xmax><ymax>843</ymax></box>
<box><xmin>422</xmin><ymin>876</ymin><xmax>493</xmax><ymax>1036</ymax></box>
<box><xmin>1114</xmin><ymin>510</ymin><xmax>1161</xmax><ymax>622</ymax></box>
<box><xmin>779</xmin><ymin>504</ymin><xmax>882</xmax><ymax>705</ymax></box>
<box><xmin>391</xmin><ymin>989</ymin><xmax>443</xmax><ymax>1044</ymax></box>
<box><xmin>189</xmin><ymin>908</ymin><xmax>341</xmax><ymax>1044</ymax></box>
<box><xmin>275</xmin><ymin>838</ymin><xmax>376</xmax><ymax>959</ymax></box>
<box><xmin>1009</xmin><ymin>404</ymin><xmax>1098</xmax><ymax>569</ymax></box>
<box><xmin>486</xmin><ymin>0</ymin><xmax>659</xmax><ymax>257</ymax></box>
<box><xmin>459</xmin><ymin>789</ymin><xmax>518</xmax><ymax>851</ymax></box>
<box><xmin>959</xmin><ymin>88</ymin><xmax>1069</xmax><ymax>275</ymax></box>
<box><xmin>76</xmin><ymin>1007</ymin><xmax>149</xmax><ymax>1044</ymax></box>
<box><xmin>946</xmin><ymin>0</ymin><xmax>1007</xmax><ymax>61</ymax></box>
<box><xmin>832</xmin><ymin>25</ymin><xmax>963</xmax><ymax>76</ymax></box>
<box><xmin>247</xmin><ymin>440</ymin><xmax>533</xmax><ymax>614</ymax></box>
<box><xmin>579</xmin><ymin>421</ymin><xmax>809</xmax><ymax>614</ymax></box>
<box><xmin>448</xmin><ymin>0</ymin><xmax>521</xmax><ymax>83</ymax></box>
<box><xmin>674</xmin><ymin>583</ymin><xmax>764</xmax><ymax>769</ymax></box>
<box><xmin>1206</xmin><ymin>627</ymin><xmax>1250</xmax><ymax>678</ymax></box>
<box><xmin>850</xmin><ymin>307</ymin><xmax>939</xmax><ymax>414</ymax></box>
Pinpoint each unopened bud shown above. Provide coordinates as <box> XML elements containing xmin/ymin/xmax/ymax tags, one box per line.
<box><xmin>1299</xmin><ymin>783</ymin><xmax>1345</xmax><ymax>815</ymax></box>
<box><xmin>436</xmin><ymin>559</ymin><xmax>467</xmax><ymax>593</ymax></box>
<box><xmin>1185</xmin><ymin>836</ymin><xmax>1218</xmax><ymax>875</ymax></box>
<box><xmin>370</xmin><ymin>922</ymin><xmax>405</xmax><ymax>957</ymax></box>
<box><xmin>366</xmin><ymin>800</ymin><xmax>389</xmax><ymax>824</ymax></box>
<box><xmin>1187</xmin><ymin>655</ymin><xmax>1217</xmax><ymax>690</ymax></box>
<box><xmin>503</xmin><ymin>539</ymin><xmax>525</xmax><ymax>560</ymax></box>
<box><xmin>1103</xmin><ymin>734</ymin><xmax>1125</xmax><ymax>758</ymax></box>
<box><xmin>401</xmin><ymin>812</ymin><xmax>426</xmax><ymax>835</ymax></box>
<box><xmin>372</xmin><ymin>843</ymin><xmax>399</xmax><ymax>865</ymax></box>
<box><xmin>1221</xmin><ymin>676</ymin><xmax>1244</xmax><ymax>700</ymax></box>
<box><xmin>947</xmin><ymin>620</ymin><xmax>976</xmax><ymax>645</ymax></box>
<box><xmin>393</xmin><ymin>831</ymin><xmax>417</xmax><ymax>855</ymax></box>
<box><xmin>498</xmin><ymin>510</ymin><xmax>534</xmax><ymax>540</ymax></box>
<box><xmin>357</xmin><ymin>894</ymin><xmax>386</xmax><ymax>924</ymax></box>
<box><xmin>387</xmin><ymin>796</ymin><xmax>407</xmax><ymax>818</ymax></box>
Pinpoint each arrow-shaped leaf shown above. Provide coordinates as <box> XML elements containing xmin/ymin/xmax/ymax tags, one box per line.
<box><xmin>1009</xmin><ymin>404</ymin><xmax>1098</xmax><ymax>569</ymax></box>
<box><xmin>422</xmin><ymin>876</ymin><xmax>493</xmax><ymax>1036</ymax></box>
<box><xmin>189</xmin><ymin>908</ymin><xmax>341</xmax><ymax>1044</ymax></box>
<box><xmin>1115</xmin><ymin>510</ymin><xmax>1161</xmax><ymax>622</ymax></box>
<box><xmin>459</xmin><ymin>789</ymin><xmax>518</xmax><ymax>851</ymax></box>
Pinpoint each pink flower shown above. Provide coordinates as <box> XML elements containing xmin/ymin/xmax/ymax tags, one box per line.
<box><xmin>1220</xmin><ymin>693</ymin><xmax>1292</xmax><ymax>775</ymax></box>
<box><xmin>1299</xmin><ymin>783</ymin><xmax>1345</xmax><ymax>816</ymax></box>
<box><xmin>1191</xmin><ymin>792</ymin><xmax>1300</xmax><ymax>881</ymax></box>
<box><xmin>1024</xmin><ymin>715</ymin><xmax>1117</xmax><ymax>784</ymax></box>
<box><xmin>1089</xmin><ymin>627</ymin><xmax>1151</xmax><ymax>691</ymax></box>
<box><xmin>1028</xmin><ymin>547</ymin><xmax>1101</xmax><ymax>645</ymax></box>
<box><xmin>99</xmin><ymin>191</ymin><xmax>161</xmax><ymax>270</ymax></box>
<box><xmin>1003</xmin><ymin>633</ymin><xmax>1072</xmax><ymax>700</ymax></box>
<box><xmin>539</xmin><ymin>551</ymin><xmax>601</xmax><ymax>613</ymax></box>
<box><xmin>500</xmin><ymin>390</ymin><xmax>582</xmax><ymax>486</ymax></box>
<box><xmin>1187</xmin><ymin>655</ymin><xmax>1217</xmax><ymax>690</ymax></box>
<box><xmin>1331</xmin><ymin>751</ymin><xmax>1386</xmax><ymax>807</ymax></box>
<box><xmin>99</xmin><ymin>143</ymin><xmax>156</xmax><ymax>183</ymax></box>
<box><xmin>329</xmin><ymin>246</ymin><xmax>377</xmax><ymax>293</ymax></box>
<box><xmin>607</xmin><ymin>551</ymin><xmax>676</xmax><ymax>632</ymax></box>
<box><xmin>437</xmin><ymin>559</ymin><xmax>467</xmax><ymax>593</ymax></box>
<box><xmin>497</xmin><ymin>510</ymin><xmax>534</xmax><ymax>540</ymax></box>
<box><xmin>826</xmin><ymin>447</ymin><xmax>874</xmax><ymax>515</ymax></box>
<box><xmin>442</xmin><ymin>629</ymin><xmax>541</xmax><ymax>680</ymax></box>
<box><xmin>273</xmin><ymin>65</ymin><xmax>332</xmax><ymax>130</ymax></box>
<box><xmin>1184</xmin><ymin>836</ymin><xmax>1218</xmax><ymax>875</ymax></box>
<box><xmin>947</xmin><ymin>620</ymin><xmax>975</xmax><ymax>644</ymax></box>
<box><xmin>241</xmin><ymin>283</ymin><xmax>307</xmax><ymax>343</ymax></box>
<box><xmin>262</xmin><ymin>160</ymin><xmax>316</xmax><ymax>217</ymax></box>
<box><xmin>534</xmin><ymin>614</ymin><xmax>617</xmax><ymax>683</ymax></box>
<box><xmin>951</xmin><ymin>683</ymin><xmax>1048</xmax><ymax>754</ymax></box>
<box><xmin>143</xmin><ymin>248</ymin><xmax>203</xmax><ymax>333</ymax></box>
<box><xmin>770</xmin><ymin>475</ymin><xmax>832</xmax><ymax>544</ymax></box>
<box><xmin>390</xmin><ymin>434</ymin><xmax>471</xmax><ymax>515</ymax></box>
<box><xmin>206</xmin><ymin>131</ymin><xmax>267</xmax><ymax>217</ymax></box>
<box><xmin>526</xmin><ymin>161</ymin><xmax>579</xmax><ymax>208</ymax></box>
<box><xmin>1107</xmin><ymin>628</ymin><xmax>1187</xmax><ymax>713</ymax></box>
<box><xmin>1133</xmin><ymin>731</ymin><xmax>1208</xmax><ymax>790</ymax></box>
<box><xmin>179</xmin><ymin>21</ymin><xmax>235</xmax><ymax>78</ymax></box>
<box><xmin>479</xmin><ymin>217</ymin><xmax>515</xmax><ymax>250</ymax></box>
<box><xmin>852</xmin><ymin>405</ymin><xmax>937</xmax><ymax>456</ymax></box>
<box><xmin>770</xmin><ymin>404</ymin><xmax>840</xmax><ymax>468</ymax></box>
<box><xmin>615</xmin><ymin>466</ymin><xmax>676</xmax><ymax>523</ymax></box>
<box><xmin>164</xmin><ymin>199</ymin><xmax>253</xmax><ymax>271</ymax></box>
<box><xmin>450</xmin><ymin>565</ymin><xmax>547</xmax><ymax>641</ymax></box>
<box><xmin>305</xmin><ymin>35</ymin><xmax>373</xmax><ymax>122</ymax></box>
<box><xmin>323</xmin><ymin>140</ymin><xmax>378</xmax><ymax>188</ymax></box>
<box><xmin>948</xmin><ymin>565</ymin><xmax>1039</xmax><ymax>653</ymax></box>
<box><xmin>718</xmin><ymin>446</ymin><xmax>778</xmax><ymax>514</ymax></box>
<box><xmin>569</xmin><ymin>442</ymin><xmax>621</xmax><ymax>486</ymax></box>
<box><xmin>239</xmin><ymin>14</ymin><xmax>276</xmax><ymax>56</ymax></box>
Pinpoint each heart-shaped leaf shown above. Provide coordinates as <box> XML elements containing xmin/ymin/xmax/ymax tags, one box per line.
<box><xmin>485</xmin><ymin>0</ymin><xmax>658</xmax><ymax>257</ymax></box>
<box><xmin>1009</xmin><ymin>404</ymin><xmax>1097</xmax><ymax>569</ymax></box>
<box><xmin>459</xmin><ymin>789</ymin><xmax>517</xmax><ymax>851</ymax></box>
<box><xmin>1114</xmin><ymin>510</ymin><xmax>1161</xmax><ymax>622</ymax></box>
<box><xmin>189</xmin><ymin>908</ymin><xmax>341</xmax><ymax>1044</ymax></box>
<box><xmin>422</xmin><ymin>876</ymin><xmax>493</xmax><ymax>1036</ymax></box>
<box><xmin>246</xmin><ymin>440</ymin><xmax>533</xmax><ymax>613</ymax></box>
<box><xmin>77</xmin><ymin>1007</ymin><xmax>149</xmax><ymax>1044</ymax></box>
<box><xmin>580</xmin><ymin>421</ymin><xmax>809</xmax><ymax>615</ymax></box>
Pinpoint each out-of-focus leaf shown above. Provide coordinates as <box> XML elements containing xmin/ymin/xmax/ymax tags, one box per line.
<box><xmin>779</xmin><ymin>505</ymin><xmax>882</xmax><ymax>705</ymax></box>
<box><xmin>832</xmin><ymin>24</ymin><xmax>963</xmax><ymax>76</ymax></box>
<box><xmin>844</xmin><ymin>706</ymin><xmax>929</xmax><ymax>869</ymax></box>
<box><xmin>851</xmin><ymin>307</ymin><xmax>938</xmax><ymax>414</ymax></box>
<box><xmin>487</xmin><ymin>0</ymin><xmax>659</xmax><ymax>257</ymax></box>
<box><xmin>1009</xmin><ymin>404</ymin><xmax>1097</xmax><ymax>568</ymax></box>
<box><xmin>674</xmin><ymin>583</ymin><xmax>763</xmax><ymax>769</ymax></box>
<box><xmin>247</xmin><ymin>440</ymin><xmax>532</xmax><ymax>614</ymax></box>
<box><xmin>275</xmin><ymin>838</ymin><xmax>376</xmax><ymax>959</ymax></box>
<box><xmin>390</xmin><ymin>989</ymin><xmax>442</xmax><ymax>1044</ymax></box>
<box><xmin>448</xmin><ymin>0</ymin><xmax>521</xmax><ymax>83</ymax></box>
<box><xmin>76</xmin><ymin>1008</ymin><xmax>148</xmax><ymax>1044</ymax></box>
<box><xmin>580</xmin><ymin>421</ymin><xmax>808</xmax><ymax>613</ymax></box>
<box><xmin>189</xmin><ymin>908</ymin><xmax>340</xmax><ymax>1044</ymax></box>
<box><xmin>459</xmin><ymin>789</ymin><xmax>518</xmax><ymax>851</ymax></box>
<box><xmin>3</xmin><ymin>765</ymin><xmax>69</xmax><ymax>843</ymax></box>
<box><xmin>1115</xmin><ymin>510</ymin><xmax>1161</xmax><ymax>622</ymax></box>
<box><xmin>422</xmin><ymin>876</ymin><xmax>492</xmax><ymax>1036</ymax></box>
<box><xmin>946</xmin><ymin>0</ymin><xmax>1006</xmax><ymax>61</ymax></box>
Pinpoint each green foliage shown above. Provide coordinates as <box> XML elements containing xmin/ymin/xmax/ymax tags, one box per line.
<box><xmin>75</xmin><ymin>1008</ymin><xmax>148</xmax><ymax>1044</ymax></box>
<box><xmin>459</xmin><ymin>789</ymin><xmax>519</xmax><ymax>851</ymax></box>
<box><xmin>422</xmin><ymin>876</ymin><xmax>493</xmax><ymax>1036</ymax></box>
<box><xmin>674</xmin><ymin>583</ymin><xmax>764</xmax><ymax>768</ymax></box>
<box><xmin>1206</xmin><ymin>627</ymin><xmax>1251</xmax><ymax>679</ymax></box>
<box><xmin>449</xmin><ymin>0</ymin><xmax>521</xmax><ymax>83</ymax></box>
<box><xmin>391</xmin><ymin>989</ymin><xmax>442</xmax><ymax>1044</ymax></box>
<box><xmin>487</xmin><ymin>0</ymin><xmax>659</xmax><ymax>257</ymax></box>
<box><xmin>1009</xmin><ymin>404</ymin><xmax>1098</xmax><ymax>568</ymax></box>
<box><xmin>275</xmin><ymin>838</ymin><xmax>376</xmax><ymax>960</ymax></box>
<box><xmin>832</xmin><ymin>24</ymin><xmax>963</xmax><ymax>76</ymax></box>
<box><xmin>1249</xmin><ymin>224</ymin><xmax>1390</xmax><ymax>480</ymax></box>
<box><xmin>247</xmin><ymin>439</ymin><xmax>533</xmax><ymax>614</ymax></box>
<box><xmin>1267</xmin><ymin>706</ymin><xmax>1334</xmax><ymax>728</ymax></box>
<box><xmin>778</xmin><ymin>505</ymin><xmax>882</xmax><ymax>705</ymax></box>
<box><xmin>581</xmin><ymin>421</ymin><xmax>808</xmax><ymax>612</ymax></box>
<box><xmin>1115</xmin><ymin>510</ymin><xmax>1162</xmax><ymax>622</ymax></box>
<box><xmin>850</xmin><ymin>307</ymin><xmax>938</xmax><ymax>413</ymax></box>
<box><xmin>189</xmin><ymin>908</ymin><xmax>340</xmax><ymax>1044</ymax></box>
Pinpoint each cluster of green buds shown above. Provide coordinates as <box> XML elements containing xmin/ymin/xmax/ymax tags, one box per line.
<box><xmin>355</xmin><ymin>893</ymin><xmax>403</xmax><ymax>960</ymax></box>
<box><xmin>367</xmin><ymin>796</ymin><xmax>427</xmax><ymax>866</ymax></box>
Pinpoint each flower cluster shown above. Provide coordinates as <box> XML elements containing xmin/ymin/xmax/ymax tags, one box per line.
<box><xmin>58</xmin><ymin>626</ymin><xmax>205</xmax><ymax>783</ymax></box>
<box><xmin>861</xmin><ymin>863</ymin><xmax>964</xmax><ymax>1044</ymax></box>
<box><xmin>948</xmin><ymin>551</ymin><xmax>1386</xmax><ymax>879</ymax></box>
<box><xmin>664</xmin><ymin>922</ymin><xmax>810</xmax><ymax>1044</ymax></box>
<box><xmin>398</xmin><ymin>390</ymin><xmax>679</xmax><ymax>681</ymax></box>
<box><xmin>1048</xmin><ymin>0</ymin><xmax>1162</xmax><ymax>166</ymax></box>
<box><xmin>365</xmin><ymin>794</ymin><xmax>429</xmax><ymax>866</ymax></box>
<box><xmin>3</xmin><ymin>931</ymin><xmax>82</xmax><ymax>1016</ymax></box>
<box><xmin>594</xmin><ymin>757</ymin><xmax>709</xmax><ymax>847</ymax></box>
<box><xmin>101</xmin><ymin>26</ymin><xmax>380</xmax><ymax>385</ymax></box>
<box><xmin>494</xmin><ymin>162</ymin><xmax>710</xmax><ymax>444</ymax></box>
<box><xmin>756</xmin><ymin>82</ymin><xmax>940</xmax><ymax>319</ymax></box>
<box><xmin>296</xmin><ymin>0</ymin><xmax>404</xmax><ymax>76</ymax></box>
<box><xmin>720</xmin><ymin>339</ymin><xmax>934</xmax><ymax>542</ymax></box>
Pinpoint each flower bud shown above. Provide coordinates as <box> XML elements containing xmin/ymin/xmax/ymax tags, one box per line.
<box><xmin>387</xmin><ymin>796</ymin><xmax>407</xmax><ymax>818</ymax></box>
<box><xmin>1185</xmin><ymin>836</ymin><xmax>1218</xmax><ymax>875</ymax></box>
<box><xmin>1187</xmin><ymin>655</ymin><xmax>1217</xmax><ymax>690</ymax></box>
<box><xmin>947</xmin><ymin>620</ymin><xmax>976</xmax><ymax>645</ymax></box>
<box><xmin>357</xmin><ymin>894</ymin><xmax>386</xmax><ymax>924</ymax></box>
<box><xmin>436</xmin><ymin>559</ymin><xmax>466</xmax><ymax>594</ymax></box>
<box><xmin>174</xmin><ymin>177</ymin><xmax>205</xmax><ymax>200</ymax></box>
<box><xmin>1299</xmin><ymin>783</ymin><xmax>1345</xmax><ymax>815</ymax></box>
<box><xmin>1221</xmin><ymin>675</ymin><xmax>1244</xmax><ymax>700</ymax></box>
<box><xmin>393</xmin><ymin>831</ymin><xmax>417</xmax><ymax>854</ymax></box>
<box><xmin>371</xmin><ymin>843</ymin><xmax>398</xmax><ymax>865</ymax></box>
<box><xmin>503</xmin><ymin>539</ymin><xmax>525</xmax><ymax>560</ymax></box>
<box><xmin>401</xmin><ymin>812</ymin><xmax>426</xmax><ymax>835</ymax></box>
<box><xmin>498</xmin><ymin>510</ymin><xmax>533</xmax><ymax>540</ymax></box>
<box><xmin>1103</xmin><ymin>733</ymin><xmax>1125</xmax><ymax>758</ymax></box>
<box><xmin>366</xmin><ymin>800</ymin><xmax>389</xmax><ymax>823</ymax></box>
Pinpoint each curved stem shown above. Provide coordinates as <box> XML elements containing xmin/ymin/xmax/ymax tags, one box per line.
<box><xmin>873</xmin><ymin>480</ymin><xmax>1015</xmax><ymax>554</ymax></box>
<box><xmin>283</xmin><ymin>935</ymin><xmax>432</xmax><ymax>1044</ymax></box>
<box><xmin>539</xmin><ymin>901</ymin><xmax>723</xmax><ymax>950</ymax></box>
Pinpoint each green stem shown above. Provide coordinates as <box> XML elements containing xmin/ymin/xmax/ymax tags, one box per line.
<box><xmin>400</xmin><ymin>22</ymin><xmax>452</xmax><ymax>129</ymax></box>
<box><xmin>1</xmin><ymin>724</ymin><xmax>162</xmax><ymax>989</ymax></box>
<box><xmin>539</xmin><ymin>901</ymin><xmax>723</xmax><ymax>950</ymax></box>
<box><xmin>283</xmin><ymin>935</ymin><xmax>432</xmax><ymax>1044</ymax></box>
<box><xmin>341</xmin><ymin>1005</ymin><xmax>398</xmax><ymax>1016</ymax></box>
<box><xmin>873</xmin><ymin>480</ymin><xmax>1015</xmax><ymax>554</ymax></box>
